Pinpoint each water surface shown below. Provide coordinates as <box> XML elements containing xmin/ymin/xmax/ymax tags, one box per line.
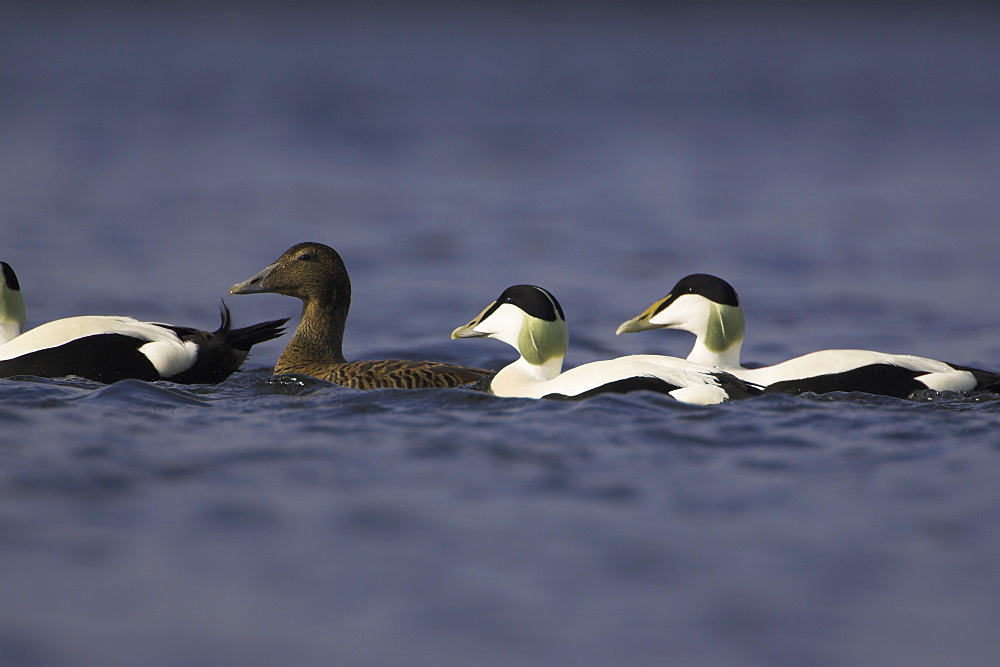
<box><xmin>2</xmin><ymin>4</ymin><xmax>1000</xmax><ymax>665</ymax></box>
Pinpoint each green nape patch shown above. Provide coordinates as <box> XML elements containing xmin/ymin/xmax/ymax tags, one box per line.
<box><xmin>518</xmin><ymin>316</ymin><xmax>568</xmax><ymax>365</ymax></box>
<box><xmin>704</xmin><ymin>303</ymin><xmax>745</xmax><ymax>353</ymax></box>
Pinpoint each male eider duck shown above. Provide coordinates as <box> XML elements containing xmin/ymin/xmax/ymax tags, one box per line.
<box><xmin>451</xmin><ymin>284</ymin><xmax>760</xmax><ymax>404</ymax></box>
<box><xmin>229</xmin><ymin>242</ymin><xmax>490</xmax><ymax>389</ymax></box>
<box><xmin>616</xmin><ymin>274</ymin><xmax>1000</xmax><ymax>399</ymax></box>
<box><xmin>0</xmin><ymin>262</ymin><xmax>288</xmax><ymax>384</ymax></box>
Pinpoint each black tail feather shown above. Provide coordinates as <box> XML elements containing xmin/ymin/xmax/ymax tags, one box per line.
<box><xmin>211</xmin><ymin>302</ymin><xmax>289</xmax><ymax>351</ymax></box>
<box><xmin>215</xmin><ymin>302</ymin><xmax>234</xmax><ymax>334</ymax></box>
<box><xmin>165</xmin><ymin>306</ymin><xmax>289</xmax><ymax>383</ymax></box>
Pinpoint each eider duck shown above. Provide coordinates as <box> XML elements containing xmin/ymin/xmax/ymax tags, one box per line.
<box><xmin>229</xmin><ymin>242</ymin><xmax>490</xmax><ymax>389</ymax></box>
<box><xmin>616</xmin><ymin>273</ymin><xmax>1000</xmax><ymax>399</ymax></box>
<box><xmin>451</xmin><ymin>284</ymin><xmax>760</xmax><ymax>404</ymax></box>
<box><xmin>0</xmin><ymin>262</ymin><xmax>288</xmax><ymax>384</ymax></box>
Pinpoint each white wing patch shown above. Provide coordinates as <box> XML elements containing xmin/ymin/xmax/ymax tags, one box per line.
<box><xmin>914</xmin><ymin>370</ymin><xmax>977</xmax><ymax>392</ymax></box>
<box><xmin>138</xmin><ymin>339</ymin><xmax>199</xmax><ymax>377</ymax></box>
<box><xmin>668</xmin><ymin>384</ymin><xmax>730</xmax><ymax>405</ymax></box>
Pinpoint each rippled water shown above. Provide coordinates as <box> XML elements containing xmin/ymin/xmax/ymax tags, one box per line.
<box><xmin>3</xmin><ymin>4</ymin><xmax>1000</xmax><ymax>666</ymax></box>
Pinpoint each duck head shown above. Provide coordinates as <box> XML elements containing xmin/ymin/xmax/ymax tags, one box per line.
<box><xmin>452</xmin><ymin>285</ymin><xmax>568</xmax><ymax>368</ymax></box>
<box><xmin>0</xmin><ymin>262</ymin><xmax>26</xmax><ymax>345</ymax></box>
<box><xmin>616</xmin><ymin>274</ymin><xmax>745</xmax><ymax>368</ymax></box>
<box><xmin>229</xmin><ymin>242</ymin><xmax>350</xmax><ymax>305</ymax></box>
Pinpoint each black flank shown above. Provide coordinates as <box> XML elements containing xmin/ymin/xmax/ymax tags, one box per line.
<box><xmin>763</xmin><ymin>364</ymin><xmax>926</xmax><ymax>399</ymax></box>
<box><xmin>544</xmin><ymin>376</ymin><xmax>682</xmax><ymax>400</ymax></box>
<box><xmin>0</xmin><ymin>334</ymin><xmax>159</xmax><ymax>383</ymax></box>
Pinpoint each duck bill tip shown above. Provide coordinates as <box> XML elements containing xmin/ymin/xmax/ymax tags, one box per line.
<box><xmin>616</xmin><ymin>318</ymin><xmax>649</xmax><ymax>335</ymax></box>
<box><xmin>451</xmin><ymin>324</ymin><xmax>486</xmax><ymax>340</ymax></box>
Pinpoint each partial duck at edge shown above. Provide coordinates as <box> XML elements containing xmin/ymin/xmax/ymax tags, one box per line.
<box><xmin>617</xmin><ymin>273</ymin><xmax>1000</xmax><ymax>399</ymax></box>
<box><xmin>0</xmin><ymin>262</ymin><xmax>288</xmax><ymax>384</ymax></box>
<box><xmin>229</xmin><ymin>242</ymin><xmax>490</xmax><ymax>389</ymax></box>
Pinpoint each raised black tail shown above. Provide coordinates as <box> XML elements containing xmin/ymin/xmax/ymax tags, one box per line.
<box><xmin>214</xmin><ymin>302</ymin><xmax>289</xmax><ymax>352</ymax></box>
<box><xmin>164</xmin><ymin>305</ymin><xmax>289</xmax><ymax>383</ymax></box>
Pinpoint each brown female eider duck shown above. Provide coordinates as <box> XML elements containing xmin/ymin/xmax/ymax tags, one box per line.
<box><xmin>229</xmin><ymin>242</ymin><xmax>490</xmax><ymax>389</ymax></box>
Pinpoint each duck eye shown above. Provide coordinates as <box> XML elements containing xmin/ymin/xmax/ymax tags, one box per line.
<box><xmin>298</xmin><ymin>253</ymin><xmax>313</xmax><ymax>262</ymax></box>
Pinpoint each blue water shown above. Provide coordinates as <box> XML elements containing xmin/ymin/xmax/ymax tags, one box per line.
<box><xmin>3</xmin><ymin>4</ymin><xmax>1000</xmax><ymax>665</ymax></box>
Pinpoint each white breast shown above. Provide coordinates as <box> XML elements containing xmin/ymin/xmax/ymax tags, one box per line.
<box><xmin>0</xmin><ymin>320</ymin><xmax>21</xmax><ymax>346</ymax></box>
<box><xmin>490</xmin><ymin>355</ymin><xmax>730</xmax><ymax>404</ymax></box>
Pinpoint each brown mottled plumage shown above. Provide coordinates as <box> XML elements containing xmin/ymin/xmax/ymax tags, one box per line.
<box><xmin>229</xmin><ymin>242</ymin><xmax>490</xmax><ymax>389</ymax></box>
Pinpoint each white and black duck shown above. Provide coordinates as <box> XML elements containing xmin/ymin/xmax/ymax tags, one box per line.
<box><xmin>451</xmin><ymin>284</ymin><xmax>760</xmax><ymax>404</ymax></box>
<box><xmin>617</xmin><ymin>273</ymin><xmax>1000</xmax><ymax>399</ymax></box>
<box><xmin>0</xmin><ymin>262</ymin><xmax>288</xmax><ymax>384</ymax></box>
<box><xmin>229</xmin><ymin>242</ymin><xmax>490</xmax><ymax>389</ymax></box>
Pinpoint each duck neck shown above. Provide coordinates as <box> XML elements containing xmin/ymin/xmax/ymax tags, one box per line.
<box><xmin>687</xmin><ymin>336</ymin><xmax>742</xmax><ymax>369</ymax></box>
<box><xmin>0</xmin><ymin>292</ymin><xmax>26</xmax><ymax>345</ymax></box>
<box><xmin>490</xmin><ymin>356</ymin><xmax>564</xmax><ymax>396</ymax></box>
<box><xmin>280</xmin><ymin>297</ymin><xmax>350</xmax><ymax>366</ymax></box>
<box><xmin>0</xmin><ymin>318</ymin><xmax>22</xmax><ymax>345</ymax></box>
<box><xmin>686</xmin><ymin>303</ymin><xmax>745</xmax><ymax>369</ymax></box>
